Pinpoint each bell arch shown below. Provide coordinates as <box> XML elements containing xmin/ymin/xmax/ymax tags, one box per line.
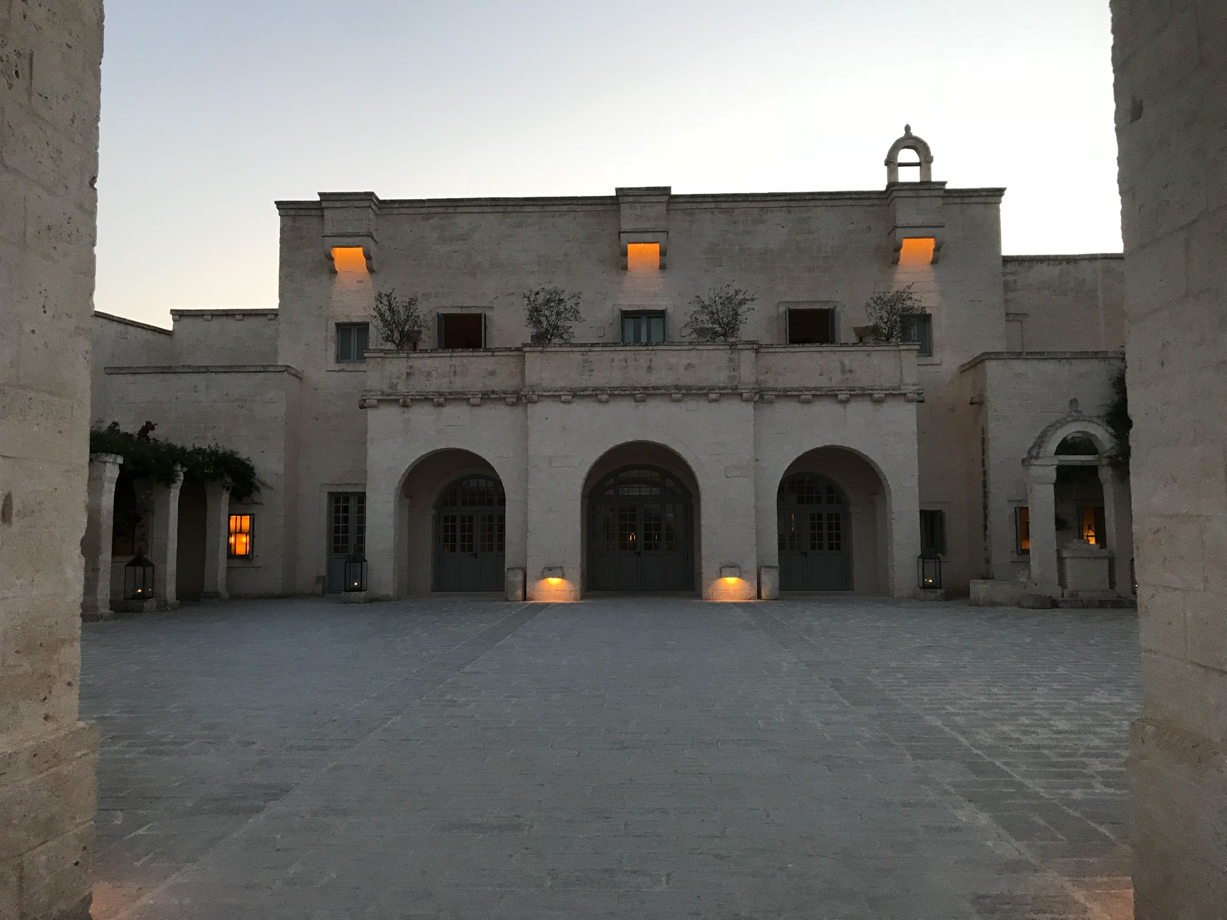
<box><xmin>885</xmin><ymin>124</ymin><xmax>934</xmax><ymax>183</ymax></box>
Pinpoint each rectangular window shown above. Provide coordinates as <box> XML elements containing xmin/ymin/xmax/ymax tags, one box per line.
<box><xmin>437</xmin><ymin>313</ymin><xmax>485</xmax><ymax>349</ymax></box>
<box><xmin>626</xmin><ymin>242</ymin><xmax>660</xmax><ymax>271</ymax></box>
<box><xmin>1016</xmin><ymin>506</ymin><xmax>1030</xmax><ymax>555</ymax></box>
<box><xmin>621</xmin><ymin>311</ymin><xmax>666</xmax><ymax>344</ymax></box>
<box><xmin>1078</xmin><ymin>506</ymin><xmax>1106</xmax><ymax>546</ymax></box>
<box><xmin>228</xmin><ymin>514</ymin><xmax>253</xmax><ymax>558</ymax></box>
<box><xmin>787</xmin><ymin>308</ymin><xmax>835</xmax><ymax>344</ymax></box>
<box><xmin>920</xmin><ymin>509</ymin><xmax>946</xmax><ymax>555</ymax></box>
<box><xmin>898</xmin><ymin>237</ymin><xmax>936</xmax><ymax>267</ymax></box>
<box><xmin>901</xmin><ymin>313</ymin><xmax>933</xmax><ymax>357</ymax></box>
<box><xmin>336</xmin><ymin>322</ymin><xmax>369</xmax><ymax>363</ymax></box>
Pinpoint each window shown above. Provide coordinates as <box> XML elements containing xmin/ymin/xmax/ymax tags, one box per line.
<box><xmin>920</xmin><ymin>509</ymin><xmax>946</xmax><ymax>555</ymax></box>
<box><xmin>621</xmin><ymin>311</ymin><xmax>666</xmax><ymax>344</ymax></box>
<box><xmin>1016</xmin><ymin>506</ymin><xmax>1030</xmax><ymax>554</ymax></box>
<box><xmin>898</xmin><ymin>237</ymin><xmax>936</xmax><ymax>267</ymax></box>
<box><xmin>330</xmin><ymin>493</ymin><xmax>366</xmax><ymax>556</ymax></box>
<box><xmin>787</xmin><ymin>308</ymin><xmax>835</xmax><ymax>344</ymax></box>
<box><xmin>331</xmin><ymin>246</ymin><xmax>368</xmax><ymax>273</ymax></box>
<box><xmin>1078</xmin><ymin>506</ymin><xmax>1106</xmax><ymax>546</ymax></box>
<box><xmin>228</xmin><ymin>514</ymin><xmax>253</xmax><ymax>558</ymax></box>
<box><xmin>437</xmin><ymin>313</ymin><xmax>485</xmax><ymax>349</ymax></box>
<box><xmin>901</xmin><ymin>313</ymin><xmax>933</xmax><ymax>357</ymax></box>
<box><xmin>336</xmin><ymin>322</ymin><xmax>369</xmax><ymax>363</ymax></box>
<box><xmin>627</xmin><ymin>242</ymin><xmax>660</xmax><ymax>271</ymax></box>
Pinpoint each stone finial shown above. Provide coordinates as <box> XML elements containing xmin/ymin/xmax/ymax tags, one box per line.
<box><xmin>904</xmin><ymin>124</ymin><xmax>912</xmax><ymax>136</ymax></box>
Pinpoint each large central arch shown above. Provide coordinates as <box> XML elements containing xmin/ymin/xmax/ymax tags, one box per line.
<box><xmin>581</xmin><ymin>442</ymin><xmax>700</xmax><ymax>594</ymax></box>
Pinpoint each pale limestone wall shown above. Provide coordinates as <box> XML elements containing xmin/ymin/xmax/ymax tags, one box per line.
<box><xmin>1111</xmin><ymin>2</ymin><xmax>1227</xmax><ymax>914</ymax></box>
<box><xmin>961</xmin><ymin>353</ymin><xmax>1125</xmax><ymax>583</ymax></box>
<box><xmin>1002</xmin><ymin>255</ymin><xmax>1126</xmax><ymax>352</ymax></box>
<box><xmin>362</xmin><ymin>344</ymin><xmax>920</xmax><ymax>601</ymax></box>
<box><xmin>94</xmin><ymin>367</ymin><xmax>301</xmax><ymax>597</ymax></box>
<box><xmin>277</xmin><ymin>184</ymin><xmax>1005</xmax><ymax>594</ymax></box>
<box><xmin>0</xmin><ymin>2</ymin><xmax>103</xmax><ymax>917</ymax></box>
<box><xmin>89</xmin><ymin>312</ymin><xmax>172</xmax><ymax>422</ymax></box>
<box><xmin>169</xmin><ymin>309</ymin><xmax>279</xmax><ymax>365</ymax></box>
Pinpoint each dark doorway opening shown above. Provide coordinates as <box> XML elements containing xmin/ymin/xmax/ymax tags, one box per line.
<box><xmin>437</xmin><ymin>313</ymin><xmax>485</xmax><ymax>349</ymax></box>
<box><xmin>786</xmin><ymin>308</ymin><xmax>835</xmax><ymax>344</ymax></box>
<box><xmin>588</xmin><ymin>467</ymin><xmax>693</xmax><ymax>591</ymax></box>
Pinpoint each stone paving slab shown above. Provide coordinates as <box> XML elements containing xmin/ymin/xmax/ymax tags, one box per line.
<box><xmin>80</xmin><ymin>597</ymin><xmax>1140</xmax><ymax>919</ymax></box>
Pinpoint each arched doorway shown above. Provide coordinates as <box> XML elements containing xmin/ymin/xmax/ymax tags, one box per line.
<box><xmin>434</xmin><ymin>474</ymin><xmax>506</xmax><ymax>592</ymax></box>
<box><xmin>777</xmin><ymin>472</ymin><xmax>852</xmax><ymax>591</ymax></box>
<box><xmin>588</xmin><ymin>466</ymin><xmax>693</xmax><ymax>591</ymax></box>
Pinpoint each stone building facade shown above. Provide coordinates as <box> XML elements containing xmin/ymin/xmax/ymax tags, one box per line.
<box><xmin>89</xmin><ymin>131</ymin><xmax>1132</xmax><ymax>606</ymax></box>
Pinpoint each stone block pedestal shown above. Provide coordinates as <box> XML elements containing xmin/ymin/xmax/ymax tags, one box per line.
<box><xmin>757</xmin><ymin>565</ymin><xmax>779</xmax><ymax>600</ymax></box>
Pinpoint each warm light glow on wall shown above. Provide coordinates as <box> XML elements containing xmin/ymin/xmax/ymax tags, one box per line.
<box><xmin>331</xmin><ymin>246</ymin><xmax>368</xmax><ymax>273</ymax></box>
<box><xmin>627</xmin><ymin>242</ymin><xmax>660</xmax><ymax>271</ymax></box>
<box><xmin>898</xmin><ymin>237</ymin><xmax>936</xmax><ymax>267</ymax></box>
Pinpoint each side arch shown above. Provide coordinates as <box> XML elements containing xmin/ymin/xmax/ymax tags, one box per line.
<box><xmin>885</xmin><ymin>125</ymin><xmax>934</xmax><ymax>183</ymax></box>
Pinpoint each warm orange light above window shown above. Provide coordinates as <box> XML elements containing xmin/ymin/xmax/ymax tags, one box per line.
<box><xmin>228</xmin><ymin>514</ymin><xmax>253</xmax><ymax>558</ymax></box>
<box><xmin>898</xmin><ymin>237</ymin><xmax>936</xmax><ymax>267</ymax></box>
<box><xmin>331</xmin><ymin>246</ymin><xmax>368</xmax><ymax>273</ymax></box>
<box><xmin>627</xmin><ymin>242</ymin><xmax>660</xmax><ymax>271</ymax></box>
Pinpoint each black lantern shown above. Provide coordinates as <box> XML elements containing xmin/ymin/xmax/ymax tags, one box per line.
<box><xmin>124</xmin><ymin>552</ymin><xmax>155</xmax><ymax>600</ymax></box>
<box><xmin>343</xmin><ymin>553</ymin><xmax>367</xmax><ymax>593</ymax></box>
<box><xmin>917</xmin><ymin>555</ymin><xmax>942</xmax><ymax>590</ymax></box>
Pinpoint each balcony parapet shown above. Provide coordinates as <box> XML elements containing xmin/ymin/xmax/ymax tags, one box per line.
<box><xmin>361</xmin><ymin>343</ymin><xmax>921</xmax><ymax>406</ymax></box>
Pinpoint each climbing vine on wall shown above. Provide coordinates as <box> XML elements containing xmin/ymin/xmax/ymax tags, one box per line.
<box><xmin>89</xmin><ymin>422</ymin><xmax>262</xmax><ymax>501</ymax></box>
<box><xmin>1103</xmin><ymin>367</ymin><xmax>1131</xmax><ymax>475</ymax></box>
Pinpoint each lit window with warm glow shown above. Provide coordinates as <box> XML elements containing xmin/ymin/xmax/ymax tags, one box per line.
<box><xmin>331</xmin><ymin>246</ymin><xmax>368</xmax><ymax>273</ymax></box>
<box><xmin>898</xmin><ymin>237</ymin><xmax>936</xmax><ymax>267</ymax></box>
<box><xmin>1080</xmin><ymin>507</ymin><xmax>1105</xmax><ymax>545</ymax></box>
<box><xmin>1016</xmin><ymin>507</ymin><xmax>1030</xmax><ymax>554</ymax></box>
<box><xmin>228</xmin><ymin>514</ymin><xmax>253</xmax><ymax>558</ymax></box>
<box><xmin>627</xmin><ymin>242</ymin><xmax>660</xmax><ymax>271</ymax></box>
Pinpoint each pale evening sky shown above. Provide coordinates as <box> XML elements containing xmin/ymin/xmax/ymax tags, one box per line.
<box><xmin>95</xmin><ymin>0</ymin><xmax>1121</xmax><ymax>328</ymax></box>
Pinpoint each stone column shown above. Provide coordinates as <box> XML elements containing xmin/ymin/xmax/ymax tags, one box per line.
<box><xmin>81</xmin><ymin>453</ymin><xmax>123</xmax><ymax>621</ymax></box>
<box><xmin>1098</xmin><ymin>462</ymin><xmax>1134</xmax><ymax>595</ymax></box>
<box><xmin>1112</xmin><ymin>3</ymin><xmax>1227</xmax><ymax>913</ymax></box>
<box><xmin>201</xmin><ymin>483</ymin><xmax>231</xmax><ymax>601</ymax></box>
<box><xmin>150</xmin><ymin>467</ymin><xmax>185</xmax><ymax>610</ymax></box>
<box><xmin>1024</xmin><ymin>462</ymin><xmax>1059</xmax><ymax>596</ymax></box>
<box><xmin>0</xmin><ymin>3</ymin><xmax>104</xmax><ymax>917</ymax></box>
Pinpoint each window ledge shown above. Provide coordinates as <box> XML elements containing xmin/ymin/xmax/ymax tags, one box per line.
<box><xmin>917</xmin><ymin>357</ymin><xmax>942</xmax><ymax>366</ymax></box>
<box><xmin>328</xmin><ymin>365</ymin><xmax>367</xmax><ymax>372</ymax></box>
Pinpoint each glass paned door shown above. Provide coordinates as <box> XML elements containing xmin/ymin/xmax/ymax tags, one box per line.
<box><xmin>434</xmin><ymin>476</ymin><xmax>506</xmax><ymax>591</ymax></box>
<box><xmin>589</xmin><ymin>467</ymin><xmax>692</xmax><ymax>591</ymax></box>
<box><xmin>327</xmin><ymin>492</ymin><xmax>366</xmax><ymax>593</ymax></box>
<box><xmin>777</xmin><ymin>474</ymin><xmax>852</xmax><ymax>590</ymax></box>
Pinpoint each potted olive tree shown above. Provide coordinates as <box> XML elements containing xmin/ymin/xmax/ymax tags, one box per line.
<box><xmin>373</xmin><ymin>290</ymin><xmax>425</xmax><ymax>351</ymax></box>
<box><xmin>524</xmin><ymin>287</ymin><xmax>582</xmax><ymax>344</ymax></box>
<box><xmin>683</xmin><ymin>284</ymin><xmax>756</xmax><ymax>342</ymax></box>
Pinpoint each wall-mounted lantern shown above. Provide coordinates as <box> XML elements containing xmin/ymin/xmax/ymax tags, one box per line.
<box><xmin>542</xmin><ymin>566</ymin><xmax>565</xmax><ymax>584</ymax></box>
<box><xmin>344</xmin><ymin>554</ymin><xmax>368</xmax><ymax>593</ymax></box>
<box><xmin>124</xmin><ymin>552</ymin><xmax>155</xmax><ymax>600</ymax></box>
<box><xmin>918</xmin><ymin>555</ymin><xmax>942</xmax><ymax>590</ymax></box>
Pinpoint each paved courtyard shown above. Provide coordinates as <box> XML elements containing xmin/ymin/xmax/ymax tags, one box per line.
<box><xmin>81</xmin><ymin>597</ymin><xmax>1140</xmax><ymax>919</ymax></box>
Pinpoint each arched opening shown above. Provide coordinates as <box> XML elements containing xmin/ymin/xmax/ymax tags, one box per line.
<box><xmin>434</xmin><ymin>474</ymin><xmax>506</xmax><ymax>592</ymax></box>
<box><xmin>582</xmin><ymin>442</ymin><xmax>699</xmax><ymax>593</ymax></box>
<box><xmin>777</xmin><ymin>473</ymin><xmax>852</xmax><ymax>591</ymax></box>
<box><xmin>175</xmin><ymin>478</ymin><xmax>208</xmax><ymax>601</ymax></box>
<box><xmin>398</xmin><ymin>448</ymin><xmax>506</xmax><ymax>595</ymax></box>
<box><xmin>776</xmin><ymin>447</ymin><xmax>891</xmax><ymax>595</ymax></box>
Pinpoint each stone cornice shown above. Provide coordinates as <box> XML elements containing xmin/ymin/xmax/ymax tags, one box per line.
<box><xmin>958</xmin><ymin>351</ymin><xmax>1125</xmax><ymax>373</ymax></box>
<box><xmin>104</xmin><ymin>364</ymin><xmax>303</xmax><ymax>379</ymax></box>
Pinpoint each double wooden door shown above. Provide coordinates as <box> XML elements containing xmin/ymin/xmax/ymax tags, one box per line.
<box><xmin>435</xmin><ymin>476</ymin><xmax>505</xmax><ymax>592</ymax></box>
<box><xmin>589</xmin><ymin>467</ymin><xmax>693</xmax><ymax>591</ymax></box>
<box><xmin>778</xmin><ymin>473</ymin><xmax>852</xmax><ymax>591</ymax></box>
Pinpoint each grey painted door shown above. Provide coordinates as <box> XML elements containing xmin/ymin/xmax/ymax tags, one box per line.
<box><xmin>778</xmin><ymin>474</ymin><xmax>852</xmax><ymax>591</ymax></box>
<box><xmin>327</xmin><ymin>492</ymin><xmax>366</xmax><ymax>593</ymax></box>
<box><xmin>589</xmin><ymin>467</ymin><xmax>693</xmax><ymax>591</ymax></box>
<box><xmin>434</xmin><ymin>476</ymin><xmax>505</xmax><ymax>592</ymax></box>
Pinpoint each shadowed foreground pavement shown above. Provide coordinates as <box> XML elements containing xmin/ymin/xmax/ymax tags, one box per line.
<box><xmin>81</xmin><ymin>597</ymin><xmax>1139</xmax><ymax>919</ymax></box>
